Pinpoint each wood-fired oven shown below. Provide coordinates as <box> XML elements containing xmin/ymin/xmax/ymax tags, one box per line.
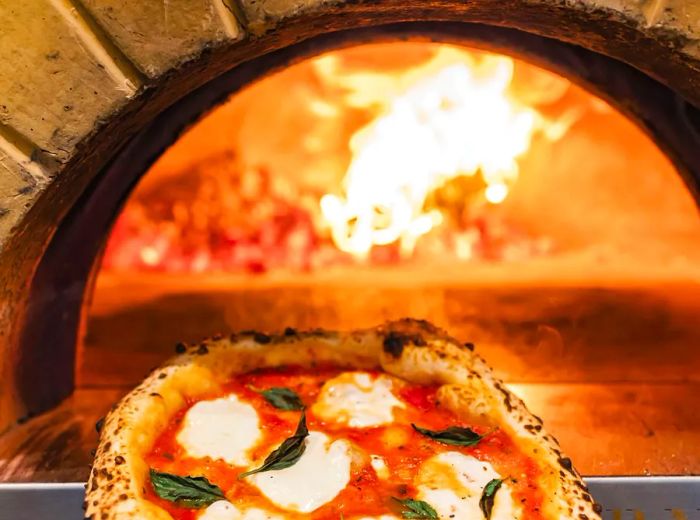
<box><xmin>0</xmin><ymin>0</ymin><xmax>698</xmax><ymax>517</ymax></box>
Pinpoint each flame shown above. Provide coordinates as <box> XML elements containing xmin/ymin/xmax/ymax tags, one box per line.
<box><xmin>318</xmin><ymin>50</ymin><xmax>547</xmax><ymax>259</ymax></box>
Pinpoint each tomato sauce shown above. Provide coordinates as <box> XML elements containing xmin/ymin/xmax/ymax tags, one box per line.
<box><xmin>145</xmin><ymin>367</ymin><xmax>544</xmax><ymax>519</ymax></box>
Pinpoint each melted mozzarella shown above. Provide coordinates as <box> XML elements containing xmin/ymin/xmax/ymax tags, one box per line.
<box><xmin>370</xmin><ymin>454</ymin><xmax>390</xmax><ymax>479</ymax></box>
<box><xmin>199</xmin><ymin>501</ymin><xmax>239</xmax><ymax>520</ymax></box>
<box><xmin>249</xmin><ymin>431</ymin><xmax>351</xmax><ymax>512</ymax></box>
<box><xmin>312</xmin><ymin>372</ymin><xmax>405</xmax><ymax>427</ymax></box>
<box><xmin>177</xmin><ymin>394</ymin><xmax>260</xmax><ymax>465</ymax></box>
<box><xmin>198</xmin><ymin>501</ymin><xmax>283</xmax><ymax>520</ymax></box>
<box><xmin>416</xmin><ymin>452</ymin><xmax>520</xmax><ymax>520</ymax></box>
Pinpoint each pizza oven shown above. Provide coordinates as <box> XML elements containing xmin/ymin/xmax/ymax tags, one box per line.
<box><xmin>1</xmin><ymin>0</ymin><xmax>699</xmax><ymax>517</ymax></box>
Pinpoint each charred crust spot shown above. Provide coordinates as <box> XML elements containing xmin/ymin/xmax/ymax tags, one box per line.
<box><xmin>493</xmin><ymin>381</ymin><xmax>513</xmax><ymax>412</ymax></box>
<box><xmin>284</xmin><ymin>327</ymin><xmax>297</xmax><ymax>336</ymax></box>
<box><xmin>158</xmin><ymin>372</ymin><xmax>167</xmax><ymax>379</ymax></box>
<box><xmin>175</xmin><ymin>342</ymin><xmax>187</xmax><ymax>353</ymax></box>
<box><xmin>95</xmin><ymin>417</ymin><xmax>105</xmax><ymax>434</ymax></box>
<box><xmin>402</xmin><ymin>318</ymin><xmax>439</xmax><ymax>334</ymax></box>
<box><xmin>383</xmin><ymin>332</ymin><xmax>405</xmax><ymax>357</ymax></box>
<box><xmin>254</xmin><ymin>332</ymin><xmax>272</xmax><ymax>344</ymax></box>
<box><xmin>593</xmin><ymin>503</ymin><xmax>603</xmax><ymax>513</ymax></box>
<box><xmin>150</xmin><ymin>392</ymin><xmax>162</xmax><ymax>398</ymax></box>
<box><xmin>114</xmin><ymin>455</ymin><xmax>125</xmax><ymax>465</ymax></box>
<box><xmin>463</xmin><ymin>342</ymin><xmax>475</xmax><ymax>351</ymax></box>
<box><xmin>118</xmin><ymin>493</ymin><xmax>128</xmax><ymax>501</ymax></box>
<box><xmin>559</xmin><ymin>457</ymin><xmax>574</xmax><ymax>474</ymax></box>
<box><xmin>196</xmin><ymin>344</ymin><xmax>209</xmax><ymax>355</ymax></box>
<box><xmin>579</xmin><ymin>515</ymin><xmax>589</xmax><ymax>519</ymax></box>
<box><xmin>383</xmin><ymin>331</ymin><xmax>426</xmax><ymax>357</ymax></box>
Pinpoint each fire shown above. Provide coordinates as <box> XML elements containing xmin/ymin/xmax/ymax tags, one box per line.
<box><xmin>318</xmin><ymin>50</ymin><xmax>544</xmax><ymax>259</ymax></box>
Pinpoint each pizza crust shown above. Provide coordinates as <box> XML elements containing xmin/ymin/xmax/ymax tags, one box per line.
<box><xmin>85</xmin><ymin>319</ymin><xmax>601</xmax><ymax>520</ymax></box>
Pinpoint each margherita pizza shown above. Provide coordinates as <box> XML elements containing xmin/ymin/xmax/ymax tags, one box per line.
<box><xmin>86</xmin><ymin>319</ymin><xmax>601</xmax><ymax>520</ymax></box>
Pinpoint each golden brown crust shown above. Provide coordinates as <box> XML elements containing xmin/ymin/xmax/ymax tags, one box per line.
<box><xmin>85</xmin><ymin>319</ymin><xmax>601</xmax><ymax>520</ymax></box>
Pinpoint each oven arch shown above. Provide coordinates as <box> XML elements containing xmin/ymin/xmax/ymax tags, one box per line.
<box><xmin>2</xmin><ymin>5</ymin><xmax>700</xmax><ymax>431</ymax></box>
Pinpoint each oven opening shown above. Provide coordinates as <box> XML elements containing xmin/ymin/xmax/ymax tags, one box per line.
<box><xmin>2</xmin><ymin>38</ymin><xmax>698</xmax><ymax>489</ymax></box>
<box><xmin>80</xmin><ymin>42</ymin><xmax>699</xmax><ymax>478</ymax></box>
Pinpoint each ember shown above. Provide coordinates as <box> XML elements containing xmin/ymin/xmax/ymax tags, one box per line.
<box><xmin>101</xmin><ymin>45</ymin><xmax>578</xmax><ymax>274</ymax></box>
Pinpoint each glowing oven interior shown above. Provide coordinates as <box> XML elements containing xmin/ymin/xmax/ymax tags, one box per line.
<box><xmin>3</xmin><ymin>41</ymin><xmax>699</xmax><ymax>483</ymax></box>
<box><xmin>100</xmin><ymin>43</ymin><xmax>697</xmax><ymax>279</ymax></box>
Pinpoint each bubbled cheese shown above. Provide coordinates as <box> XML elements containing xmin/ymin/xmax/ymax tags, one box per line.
<box><xmin>416</xmin><ymin>452</ymin><xmax>520</xmax><ymax>520</ymax></box>
<box><xmin>249</xmin><ymin>431</ymin><xmax>351</xmax><ymax>512</ymax></box>
<box><xmin>311</xmin><ymin>372</ymin><xmax>405</xmax><ymax>427</ymax></box>
<box><xmin>370</xmin><ymin>455</ymin><xmax>390</xmax><ymax>479</ymax></box>
<box><xmin>177</xmin><ymin>394</ymin><xmax>261</xmax><ymax>465</ymax></box>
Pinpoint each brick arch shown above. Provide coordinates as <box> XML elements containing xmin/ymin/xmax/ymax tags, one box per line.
<box><xmin>1</xmin><ymin>0</ymin><xmax>700</xmax><ymax>431</ymax></box>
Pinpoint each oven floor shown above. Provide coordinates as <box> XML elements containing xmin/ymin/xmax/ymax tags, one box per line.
<box><xmin>0</xmin><ymin>383</ymin><xmax>698</xmax><ymax>482</ymax></box>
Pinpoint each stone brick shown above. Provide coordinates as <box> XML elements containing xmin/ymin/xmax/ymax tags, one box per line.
<box><xmin>0</xmin><ymin>2</ymin><xmax>134</xmax><ymax>163</ymax></box>
<box><xmin>79</xmin><ymin>0</ymin><xmax>243</xmax><ymax>77</ymax></box>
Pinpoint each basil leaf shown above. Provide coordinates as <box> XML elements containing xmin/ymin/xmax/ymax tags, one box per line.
<box><xmin>479</xmin><ymin>478</ymin><xmax>503</xmax><ymax>519</ymax></box>
<box><xmin>411</xmin><ymin>423</ymin><xmax>485</xmax><ymax>447</ymax></box>
<box><xmin>259</xmin><ymin>387</ymin><xmax>305</xmax><ymax>411</ymax></box>
<box><xmin>239</xmin><ymin>412</ymin><xmax>309</xmax><ymax>479</ymax></box>
<box><xmin>392</xmin><ymin>497</ymin><xmax>439</xmax><ymax>519</ymax></box>
<box><xmin>149</xmin><ymin>469</ymin><xmax>225</xmax><ymax>508</ymax></box>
